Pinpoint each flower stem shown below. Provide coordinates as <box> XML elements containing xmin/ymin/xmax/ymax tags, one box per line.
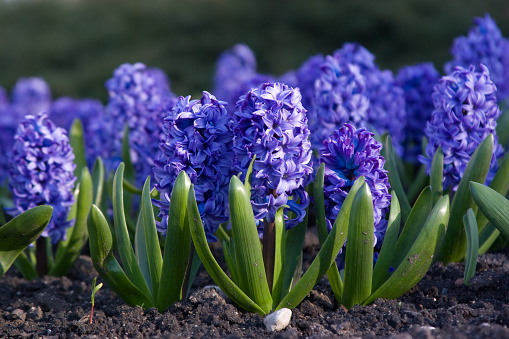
<box><xmin>262</xmin><ymin>219</ymin><xmax>275</xmax><ymax>293</ymax></box>
<box><xmin>36</xmin><ymin>237</ymin><xmax>48</xmax><ymax>277</ymax></box>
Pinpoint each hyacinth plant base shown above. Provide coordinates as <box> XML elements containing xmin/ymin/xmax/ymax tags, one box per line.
<box><xmin>1</xmin><ymin>237</ymin><xmax>509</xmax><ymax>338</ymax></box>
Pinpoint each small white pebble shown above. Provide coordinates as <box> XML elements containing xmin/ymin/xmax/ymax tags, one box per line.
<box><xmin>420</xmin><ymin>326</ymin><xmax>436</xmax><ymax>331</ymax></box>
<box><xmin>203</xmin><ymin>285</ymin><xmax>228</xmax><ymax>299</ymax></box>
<box><xmin>264</xmin><ymin>308</ymin><xmax>292</xmax><ymax>332</ymax></box>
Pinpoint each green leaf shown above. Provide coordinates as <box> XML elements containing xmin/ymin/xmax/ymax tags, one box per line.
<box><xmin>364</xmin><ymin>195</ymin><xmax>449</xmax><ymax>305</ymax></box>
<box><xmin>229</xmin><ymin>176</ymin><xmax>272</xmax><ymax>314</ymax></box>
<box><xmin>244</xmin><ymin>156</ymin><xmax>256</xmax><ymax>194</ymax></box>
<box><xmin>187</xmin><ymin>184</ymin><xmax>266</xmax><ymax>315</ymax></box>
<box><xmin>271</xmin><ymin>207</ymin><xmax>286</xmax><ymax>309</ymax></box>
<box><xmin>50</xmin><ymin>167</ymin><xmax>94</xmax><ymax>277</ymax></box>
<box><xmin>430</xmin><ymin>147</ymin><xmax>444</xmax><ymax>206</ymax></box>
<box><xmin>112</xmin><ymin>163</ymin><xmax>153</xmax><ymax>300</ymax></box>
<box><xmin>463</xmin><ymin>209</ymin><xmax>478</xmax><ymax>286</ymax></box>
<box><xmin>276</xmin><ymin>177</ymin><xmax>365</xmax><ymax>310</ymax></box>
<box><xmin>313</xmin><ymin>163</ymin><xmax>343</xmax><ymax>301</ymax></box>
<box><xmin>13</xmin><ymin>251</ymin><xmax>38</xmax><ymax>281</ymax></box>
<box><xmin>91</xmin><ymin>157</ymin><xmax>105</xmax><ymax>206</ymax></box>
<box><xmin>87</xmin><ymin>205</ymin><xmax>154</xmax><ymax>307</ymax></box>
<box><xmin>140</xmin><ymin>177</ymin><xmax>163</xmax><ymax>301</ymax></box>
<box><xmin>407</xmin><ymin>165</ymin><xmax>428</xmax><ymax>204</ymax></box>
<box><xmin>383</xmin><ymin>135</ymin><xmax>411</xmax><ymax>223</ymax></box>
<box><xmin>185</xmin><ymin>248</ymin><xmax>202</xmax><ymax>298</ymax></box>
<box><xmin>222</xmin><ymin>238</ymin><xmax>239</xmax><ymax>284</ymax></box>
<box><xmin>281</xmin><ymin>207</ymin><xmax>308</xmax><ymax>299</ymax></box>
<box><xmin>475</xmin><ymin>151</ymin><xmax>509</xmax><ymax>253</ymax></box>
<box><xmin>341</xmin><ymin>183</ymin><xmax>374</xmax><ymax>309</ymax></box>
<box><xmin>157</xmin><ymin>171</ymin><xmax>192</xmax><ymax>312</ymax></box>
<box><xmin>69</xmin><ymin>118</ymin><xmax>87</xmax><ymax>183</ymax></box>
<box><xmin>135</xmin><ymin>211</ymin><xmax>151</xmax><ymax>290</ymax></box>
<box><xmin>391</xmin><ymin>186</ymin><xmax>432</xmax><ymax>269</ymax></box>
<box><xmin>470</xmin><ymin>182</ymin><xmax>509</xmax><ymax>239</ymax></box>
<box><xmin>372</xmin><ymin>190</ymin><xmax>401</xmax><ymax>291</ymax></box>
<box><xmin>0</xmin><ymin>205</ymin><xmax>53</xmax><ymax>277</ymax></box>
<box><xmin>439</xmin><ymin>134</ymin><xmax>493</xmax><ymax>264</ymax></box>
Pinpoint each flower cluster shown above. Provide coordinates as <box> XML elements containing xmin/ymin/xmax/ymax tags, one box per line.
<box><xmin>420</xmin><ymin>64</ymin><xmax>504</xmax><ymax>191</ymax></box>
<box><xmin>153</xmin><ymin>92</ymin><xmax>235</xmax><ymax>240</ymax></box>
<box><xmin>294</xmin><ymin>53</ymin><xmax>324</xmax><ymax>110</ymax></box>
<box><xmin>445</xmin><ymin>14</ymin><xmax>509</xmax><ymax>101</ymax></box>
<box><xmin>7</xmin><ymin>113</ymin><xmax>76</xmax><ymax>243</ymax></box>
<box><xmin>232</xmin><ymin>82</ymin><xmax>312</xmax><ymax>228</ymax></box>
<box><xmin>396</xmin><ymin>62</ymin><xmax>441</xmax><ymax>164</ymax></box>
<box><xmin>106</xmin><ymin>62</ymin><xmax>177</xmax><ymax>186</ymax></box>
<box><xmin>308</xmin><ymin>52</ymin><xmax>370</xmax><ymax>152</ymax></box>
<box><xmin>11</xmin><ymin>77</ymin><xmax>52</xmax><ymax>117</ymax></box>
<box><xmin>320</xmin><ymin>123</ymin><xmax>391</xmax><ymax>245</ymax></box>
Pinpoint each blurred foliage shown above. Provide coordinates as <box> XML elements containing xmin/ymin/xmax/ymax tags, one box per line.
<box><xmin>0</xmin><ymin>0</ymin><xmax>508</xmax><ymax>101</ymax></box>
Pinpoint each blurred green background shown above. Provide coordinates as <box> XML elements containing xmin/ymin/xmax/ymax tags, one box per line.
<box><xmin>0</xmin><ymin>0</ymin><xmax>508</xmax><ymax>101</ymax></box>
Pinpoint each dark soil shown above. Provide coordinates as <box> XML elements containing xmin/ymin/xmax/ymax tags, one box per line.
<box><xmin>2</xmin><ymin>236</ymin><xmax>509</xmax><ymax>338</ymax></box>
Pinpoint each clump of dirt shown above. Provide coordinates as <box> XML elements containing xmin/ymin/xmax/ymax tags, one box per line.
<box><xmin>1</xmin><ymin>247</ymin><xmax>509</xmax><ymax>338</ymax></box>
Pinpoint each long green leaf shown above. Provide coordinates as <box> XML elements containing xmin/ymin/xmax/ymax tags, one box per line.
<box><xmin>187</xmin><ymin>184</ymin><xmax>266</xmax><ymax>315</ymax></box>
<box><xmin>313</xmin><ymin>163</ymin><xmax>343</xmax><ymax>301</ymax></box>
<box><xmin>430</xmin><ymin>147</ymin><xmax>444</xmax><ymax>206</ymax></box>
<box><xmin>87</xmin><ymin>205</ymin><xmax>154</xmax><ymax>307</ymax></box>
<box><xmin>372</xmin><ymin>190</ymin><xmax>401</xmax><ymax>291</ymax></box>
<box><xmin>69</xmin><ymin>118</ymin><xmax>87</xmax><ymax>183</ymax></box>
<box><xmin>244</xmin><ymin>156</ymin><xmax>256</xmax><ymax>194</ymax></box>
<box><xmin>112</xmin><ymin>163</ymin><xmax>152</xmax><ymax>300</ymax></box>
<box><xmin>140</xmin><ymin>177</ymin><xmax>163</xmax><ymax>301</ymax></box>
<box><xmin>157</xmin><ymin>171</ymin><xmax>192</xmax><ymax>312</ymax></box>
<box><xmin>342</xmin><ymin>183</ymin><xmax>374</xmax><ymax>309</ymax></box>
<box><xmin>13</xmin><ymin>251</ymin><xmax>38</xmax><ymax>281</ymax></box>
<box><xmin>439</xmin><ymin>134</ymin><xmax>493</xmax><ymax>264</ymax></box>
<box><xmin>230</xmin><ymin>176</ymin><xmax>272</xmax><ymax>314</ymax></box>
<box><xmin>50</xmin><ymin>167</ymin><xmax>94</xmax><ymax>277</ymax></box>
<box><xmin>281</xmin><ymin>207</ymin><xmax>308</xmax><ymax>299</ymax></box>
<box><xmin>364</xmin><ymin>195</ymin><xmax>449</xmax><ymax>305</ymax></box>
<box><xmin>91</xmin><ymin>157</ymin><xmax>105</xmax><ymax>206</ymax></box>
<box><xmin>383</xmin><ymin>135</ymin><xmax>411</xmax><ymax>223</ymax></box>
<box><xmin>470</xmin><ymin>182</ymin><xmax>509</xmax><ymax>239</ymax></box>
<box><xmin>271</xmin><ymin>207</ymin><xmax>286</xmax><ymax>309</ymax></box>
<box><xmin>135</xmin><ymin>211</ymin><xmax>151</xmax><ymax>289</ymax></box>
<box><xmin>276</xmin><ymin>177</ymin><xmax>365</xmax><ymax>310</ymax></box>
<box><xmin>476</xmin><ymin>151</ymin><xmax>509</xmax><ymax>253</ymax></box>
<box><xmin>0</xmin><ymin>205</ymin><xmax>53</xmax><ymax>276</ymax></box>
<box><xmin>223</xmin><ymin>238</ymin><xmax>239</xmax><ymax>284</ymax></box>
<box><xmin>391</xmin><ymin>186</ymin><xmax>432</xmax><ymax>269</ymax></box>
<box><xmin>463</xmin><ymin>209</ymin><xmax>478</xmax><ymax>286</ymax></box>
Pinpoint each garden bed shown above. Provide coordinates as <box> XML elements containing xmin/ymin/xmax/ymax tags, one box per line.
<box><xmin>1</xmin><ymin>237</ymin><xmax>509</xmax><ymax>338</ymax></box>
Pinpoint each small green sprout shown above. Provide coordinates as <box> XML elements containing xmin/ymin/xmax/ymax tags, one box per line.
<box><xmin>90</xmin><ymin>277</ymin><xmax>103</xmax><ymax>324</ymax></box>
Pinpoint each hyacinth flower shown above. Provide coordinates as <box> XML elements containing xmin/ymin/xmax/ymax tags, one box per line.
<box><xmin>445</xmin><ymin>14</ymin><xmax>509</xmax><ymax>102</ymax></box>
<box><xmin>417</xmin><ymin>64</ymin><xmax>509</xmax><ymax>264</ymax></box>
<box><xmin>105</xmin><ymin>62</ymin><xmax>177</xmax><ymax>187</ymax></box>
<box><xmin>310</xmin><ymin>123</ymin><xmax>450</xmax><ymax>309</ymax></box>
<box><xmin>6</xmin><ymin>112</ymin><xmax>98</xmax><ymax>278</ymax></box>
<box><xmin>153</xmin><ymin>92</ymin><xmax>235</xmax><ymax>241</ymax></box>
<box><xmin>396</xmin><ymin>62</ymin><xmax>441</xmax><ymax>165</ymax></box>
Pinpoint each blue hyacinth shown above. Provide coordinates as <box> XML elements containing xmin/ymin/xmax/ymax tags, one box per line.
<box><xmin>445</xmin><ymin>14</ymin><xmax>509</xmax><ymax>101</ymax></box>
<box><xmin>396</xmin><ymin>62</ymin><xmax>441</xmax><ymax>164</ymax></box>
<box><xmin>153</xmin><ymin>91</ymin><xmax>235</xmax><ymax>241</ymax></box>
<box><xmin>11</xmin><ymin>77</ymin><xmax>52</xmax><ymax>117</ymax></box>
<box><xmin>232</xmin><ymin>82</ymin><xmax>312</xmax><ymax>229</ymax></box>
<box><xmin>106</xmin><ymin>62</ymin><xmax>177</xmax><ymax>186</ymax></box>
<box><xmin>7</xmin><ymin>112</ymin><xmax>76</xmax><ymax>243</ymax></box>
<box><xmin>419</xmin><ymin>64</ymin><xmax>504</xmax><ymax>191</ymax></box>
<box><xmin>320</xmin><ymin>123</ymin><xmax>391</xmax><ymax>246</ymax></box>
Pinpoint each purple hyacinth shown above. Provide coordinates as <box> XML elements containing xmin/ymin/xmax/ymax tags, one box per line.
<box><xmin>335</xmin><ymin>43</ymin><xmax>406</xmax><ymax>151</ymax></box>
<box><xmin>419</xmin><ymin>64</ymin><xmax>504</xmax><ymax>191</ymax></box>
<box><xmin>11</xmin><ymin>77</ymin><xmax>52</xmax><ymax>116</ymax></box>
<box><xmin>232</xmin><ymin>82</ymin><xmax>312</xmax><ymax>228</ymax></box>
<box><xmin>320</xmin><ymin>123</ymin><xmax>391</xmax><ymax>246</ymax></box>
<box><xmin>106</xmin><ymin>62</ymin><xmax>176</xmax><ymax>186</ymax></box>
<box><xmin>7</xmin><ymin>112</ymin><xmax>76</xmax><ymax>243</ymax></box>
<box><xmin>213</xmin><ymin>44</ymin><xmax>275</xmax><ymax>113</ymax></box>
<box><xmin>295</xmin><ymin>53</ymin><xmax>324</xmax><ymax>112</ymax></box>
<box><xmin>445</xmin><ymin>14</ymin><xmax>509</xmax><ymax>101</ymax></box>
<box><xmin>396</xmin><ymin>62</ymin><xmax>441</xmax><ymax>164</ymax></box>
<box><xmin>308</xmin><ymin>52</ymin><xmax>370</xmax><ymax>152</ymax></box>
<box><xmin>153</xmin><ymin>92</ymin><xmax>234</xmax><ymax>241</ymax></box>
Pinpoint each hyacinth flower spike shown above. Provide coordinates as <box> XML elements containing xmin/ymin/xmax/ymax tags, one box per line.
<box><xmin>311</xmin><ymin>124</ymin><xmax>450</xmax><ymax>308</ymax></box>
<box><xmin>419</xmin><ymin>64</ymin><xmax>507</xmax><ymax>264</ymax></box>
<box><xmin>6</xmin><ymin>113</ymin><xmax>100</xmax><ymax>279</ymax></box>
